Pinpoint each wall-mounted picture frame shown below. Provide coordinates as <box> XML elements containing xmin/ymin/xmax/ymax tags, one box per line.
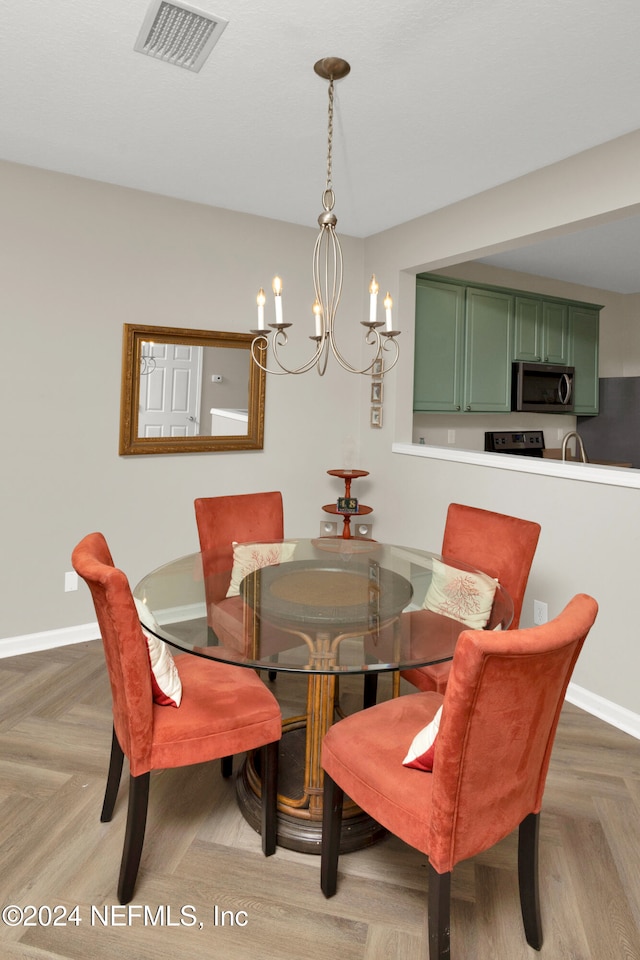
<box><xmin>370</xmin><ymin>406</ymin><xmax>383</xmax><ymax>428</ymax></box>
<box><xmin>372</xmin><ymin>358</ymin><xmax>383</xmax><ymax>377</ymax></box>
<box><xmin>370</xmin><ymin>381</ymin><xmax>383</xmax><ymax>403</ymax></box>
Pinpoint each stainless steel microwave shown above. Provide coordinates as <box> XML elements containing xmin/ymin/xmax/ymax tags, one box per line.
<box><xmin>511</xmin><ymin>362</ymin><xmax>574</xmax><ymax>413</ymax></box>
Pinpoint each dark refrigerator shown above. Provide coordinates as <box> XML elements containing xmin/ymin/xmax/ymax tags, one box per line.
<box><xmin>578</xmin><ymin>377</ymin><xmax>640</xmax><ymax>467</ymax></box>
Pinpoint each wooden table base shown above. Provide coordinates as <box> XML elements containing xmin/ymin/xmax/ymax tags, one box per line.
<box><xmin>235</xmin><ymin>725</ymin><xmax>386</xmax><ymax>854</ymax></box>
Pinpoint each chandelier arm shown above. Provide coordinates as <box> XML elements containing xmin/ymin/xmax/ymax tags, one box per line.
<box><xmin>313</xmin><ymin>227</ymin><xmax>342</xmax><ymax>321</ymax></box>
<box><xmin>379</xmin><ymin>335</ymin><xmax>401</xmax><ymax>373</ymax></box>
<box><xmin>329</xmin><ymin>327</ymin><xmax>385</xmax><ymax>376</ymax></box>
<box><xmin>251</xmin><ymin>331</ymin><xmax>328</xmax><ymax>376</ymax></box>
<box><xmin>315</xmin><ymin>339</ymin><xmax>330</xmax><ymax>376</ymax></box>
<box><xmin>318</xmin><ymin>225</ymin><xmax>399</xmax><ymax>376</ymax></box>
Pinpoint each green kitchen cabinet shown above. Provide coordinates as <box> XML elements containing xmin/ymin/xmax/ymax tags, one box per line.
<box><xmin>414</xmin><ymin>274</ymin><xmax>600</xmax><ymax>415</ymax></box>
<box><xmin>464</xmin><ymin>287</ymin><xmax>513</xmax><ymax>411</ymax></box>
<box><xmin>413</xmin><ymin>278</ymin><xmax>512</xmax><ymax>413</ymax></box>
<box><xmin>569</xmin><ymin>306</ymin><xmax>600</xmax><ymax>414</ymax></box>
<box><xmin>413</xmin><ymin>279</ymin><xmax>464</xmax><ymax>412</ymax></box>
<box><xmin>542</xmin><ymin>301</ymin><xmax>570</xmax><ymax>364</ymax></box>
<box><xmin>513</xmin><ymin>296</ymin><xmax>543</xmax><ymax>362</ymax></box>
<box><xmin>513</xmin><ymin>296</ymin><xmax>569</xmax><ymax>364</ymax></box>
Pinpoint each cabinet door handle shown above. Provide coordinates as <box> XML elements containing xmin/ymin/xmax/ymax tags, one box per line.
<box><xmin>465</xmin><ymin>405</ymin><xmax>471</xmax><ymax>411</ymax></box>
<box><xmin>455</xmin><ymin>405</ymin><xmax>461</xmax><ymax>411</ymax></box>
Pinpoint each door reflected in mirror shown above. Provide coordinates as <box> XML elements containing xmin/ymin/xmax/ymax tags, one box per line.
<box><xmin>119</xmin><ymin>324</ymin><xmax>265</xmax><ymax>455</ymax></box>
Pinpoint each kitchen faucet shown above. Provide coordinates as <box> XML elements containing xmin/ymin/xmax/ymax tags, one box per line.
<box><xmin>561</xmin><ymin>431</ymin><xmax>588</xmax><ymax>463</ymax></box>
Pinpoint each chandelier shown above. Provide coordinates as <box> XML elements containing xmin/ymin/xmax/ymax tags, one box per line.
<box><xmin>251</xmin><ymin>58</ymin><xmax>400</xmax><ymax>377</ymax></box>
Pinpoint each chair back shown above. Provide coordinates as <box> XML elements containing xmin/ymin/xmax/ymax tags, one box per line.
<box><xmin>194</xmin><ymin>491</ymin><xmax>284</xmax><ymax>602</ymax></box>
<box><xmin>442</xmin><ymin>503</ymin><xmax>541</xmax><ymax>629</ymax></box>
<box><xmin>428</xmin><ymin>593</ymin><xmax>597</xmax><ymax>874</ymax></box>
<box><xmin>72</xmin><ymin>532</ymin><xmax>154</xmax><ymax>773</ymax></box>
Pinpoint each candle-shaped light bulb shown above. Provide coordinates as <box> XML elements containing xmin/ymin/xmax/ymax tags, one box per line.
<box><xmin>312</xmin><ymin>299</ymin><xmax>323</xmax><ymax>337</ymax></box>
<box><xmin>272</xmin><ymin>276</ymin><xmax>284</xmax><ymax>325</ymax></box>
<box><xmin>369</xmin><ymin>275</ymin><xmax>379</xmax><ymax>324</ymax></box>
<box><xmin>384</xmin><ymin>292</ymin><xmax>393</xmax><ymax>331</ymax></box>
<box><xmin>256</xmin><ymin>288</ymin><xmax>266</xmax><ymax>330</ymax></box>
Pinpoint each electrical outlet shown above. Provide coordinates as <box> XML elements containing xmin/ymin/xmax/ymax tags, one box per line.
<box><xmin>65</xmin><ymin>571</ymin><xmax>79</xmax><ymax>592</ymax></box>
<box><xmin>320</xmin><ymin>520</ymin><xmax>338</xmax><ymax>537</ymax></box>
<box><xmin>533</xmin><ymin>600</ymin><xmax>548</xmax><ymax>625</ymax></box>
<box><xmin>355</xmin><ymin>523</ymin><xmax>373</xmax><ymax>539</ymax></box>
<box><xmin>447</xmin><ymin>429</ymin><xmax>456</xmax><ymax>444</ymax></box>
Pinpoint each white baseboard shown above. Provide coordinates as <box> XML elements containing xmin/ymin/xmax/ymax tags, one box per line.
<box><xmin>566</xmin><ymin>682</ymin><xmax>640</xmax><ymax>740</ymax></box>
<box><xmin>0</xmin><ymin>622</ymin><xmax>99</xmax><ymax>659</ymax></box>
<box><xmin>1</xmin><ymin>626</ymin><xmax>638</xmax><ymax>740</ymax></box>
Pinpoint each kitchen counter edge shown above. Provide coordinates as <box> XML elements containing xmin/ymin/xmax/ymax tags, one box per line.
<box><xmin>393</xmin><ymin>442</ymin><xmax>640</xmax><ymax>489</ymax></box>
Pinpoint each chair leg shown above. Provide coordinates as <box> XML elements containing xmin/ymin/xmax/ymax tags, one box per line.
<box><xmin>261</xmin><ymin>740</ymin><xmax>279</xmax><ymax>857</ymax></box>
<box><xmin>266</xmin><ymin>652</ymin><xmax>278</xmax><ymax>682</ymax></box>
<box><xmin>518</xmin><ymin>811</ymin><xmax>543</xmax><ymax>950</ymax></box>
<box><xmin>117</xmin><ymin>772</ymin><xmax>150</xmax><ymax>905</ymax></box>
<box><xmin>221</xmin><ymin>755</ymin><xmax>233</xmax><ymax>778</ymax></box>
<box><xmin>320</xmin><ymin>773</ymin><xmax>344</xmax><ymax>898</ymax></box>
<box><xmin>427</xmin><ymin>862</ymin><xmax>451</xmax><ymax>960</ymax></box>
<box><xmin>363</xmin><ymin>673</ymin><xmax>379</xmax><ymax>709</ymax></box>
<box><xmin>100</xmin><ymin>726</ymin><xmax>125</xmax><ymax>822</ymax></box>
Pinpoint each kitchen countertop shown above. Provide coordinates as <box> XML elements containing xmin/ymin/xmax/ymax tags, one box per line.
<box><xmin>393</xmin><ymin>442</ymin><xmax>640</xmax><ymax>489</ymax></box>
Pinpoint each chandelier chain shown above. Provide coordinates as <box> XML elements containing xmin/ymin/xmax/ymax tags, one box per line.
<box><xmin>323</xmin><ymin>78</ymin><xmax>335</xmax><ymax>212</ymax></box>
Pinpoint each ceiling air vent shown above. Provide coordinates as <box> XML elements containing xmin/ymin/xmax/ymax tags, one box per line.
<box><xmin>134</xmin><ymin>0</ymin><xmax>228</xmax><ymax>72</ymax></box>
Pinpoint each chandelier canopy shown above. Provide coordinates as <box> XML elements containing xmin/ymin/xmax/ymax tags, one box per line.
<box><xmin>251</xmin><ymin>58</ymin><xmax>400</xmax><ymax>377</ymax></box>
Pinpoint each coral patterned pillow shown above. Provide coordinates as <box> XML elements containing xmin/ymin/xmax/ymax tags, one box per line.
<box><xmin>134</xmin><ymin>598</ymin><xmax>182</xmax><ymax>707</ymax></box>
<box><xmin>226</xmin><ymin>541</ymin><xmax>296</xmax><ymax>597</ymax></box>
<box><xmin>423</xmin><ymin>558</ymin><xmax>497</xmax><ymax>629</ymax></box>
<box><xmin>403</xmin><ymin>706</ymin><xmax>442</xmax><ymax>772</ymax></box>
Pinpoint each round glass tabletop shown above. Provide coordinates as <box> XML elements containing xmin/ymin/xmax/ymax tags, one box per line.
<box><xmin>134</xmin><ymin>538</ymin><xmax>514</xmax><ymax>675</ymax></box>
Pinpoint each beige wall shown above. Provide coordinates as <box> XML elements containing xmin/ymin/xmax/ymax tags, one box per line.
<box><xmin>4</xmin><ymin>128</ymin><xmax>640</xmax><ymax>719</ymax></box>
<box><xmin>0</xmin><ymin>159</ymin><xmax>366</xmax><ymax>638</ymax></box>
<box><xmin>358</xmin><ymin>129</ymin><xmax>640</xmax><ymax>716</ymax></box>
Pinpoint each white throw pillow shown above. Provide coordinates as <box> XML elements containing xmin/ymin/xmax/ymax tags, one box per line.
<box><xmin>134</xmin><ymin>597</ymin><xmax>182</xmax><ymax>707</ymax></box>
<box><xmin>403</xmin><ymin>705</ymin><xmax>442</xmax><ymax>772</ymax></box>
<box><xmin>226</xmin><ymin>541</ymin><xmax>296</xmax><ymax>597</ymax></box>
<box><xmin>423</xmin><ymin>558</ymin><xmax>497</xmax><ymax>629</ymax></box>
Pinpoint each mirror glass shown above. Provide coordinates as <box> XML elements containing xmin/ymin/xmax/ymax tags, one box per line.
<box><xmin>119</xmin><ymin>324</ymin><xmax>265</xmax><ymax>455</ymax></box>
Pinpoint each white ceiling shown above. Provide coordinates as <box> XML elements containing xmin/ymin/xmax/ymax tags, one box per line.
<box><xmin>3</xmin><ymin>0</ymin><xmax>640</xmax><ymax>292</ymax></box>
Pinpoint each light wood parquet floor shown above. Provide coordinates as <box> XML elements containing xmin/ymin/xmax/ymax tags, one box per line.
<box><xmin>0</xmin><ymin>639</ymin><xmax>639</xmax><ymax>960</ymax></box>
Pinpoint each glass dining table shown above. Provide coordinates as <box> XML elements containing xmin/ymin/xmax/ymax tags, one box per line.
<box><xmin>134</xmin><ymin>537</ymin><xmax>513</xmax><ymax>853</ymax></box>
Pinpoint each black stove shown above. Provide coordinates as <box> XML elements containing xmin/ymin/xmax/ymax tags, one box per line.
<box><xmin>484</xmin><ymin>430</ymin><xmax>545</xmax><ymax>457</ymax></box>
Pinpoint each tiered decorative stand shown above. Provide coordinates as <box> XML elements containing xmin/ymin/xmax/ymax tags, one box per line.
<box><xmin>322</xmin><ymin>469</ymin><xmax>372</xmax><ymax>539</ymax></box>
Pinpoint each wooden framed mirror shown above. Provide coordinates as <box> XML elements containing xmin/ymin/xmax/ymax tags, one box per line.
<box><xmin>119</xmin><ymin>323</ymin><xmax>265</xmax><ymax>455</ymax></box>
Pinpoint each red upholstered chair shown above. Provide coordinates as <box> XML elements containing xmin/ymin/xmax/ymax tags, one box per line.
<box><xmin>194</xmin><ymin>492</ymin><xmax>285</xmax><ymax>659</ymax></box>
<box><xmin>72</xmin><ymin>532</ymin><xmax>281</xmax><ymax>905</ymax></box>
<box><xmin>400</xmin><ymin>503</ymin><xmax>541</xmax><ymax>696</ymax></box>
<box><xmin>321</xmin><ymin>594</ymin><xmax>598</xmax><ymax>960</ymax></box>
